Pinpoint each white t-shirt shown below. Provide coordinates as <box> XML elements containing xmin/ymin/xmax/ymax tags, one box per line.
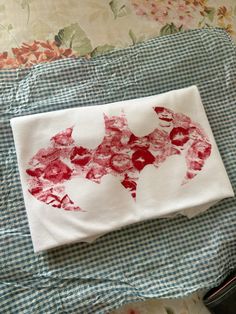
<box><xmin>11</xmin><ymin>86</ymin><xmax>234</xmax><ymax>252</ymax></box>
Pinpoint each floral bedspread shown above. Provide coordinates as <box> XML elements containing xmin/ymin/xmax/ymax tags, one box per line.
<box><xmin>0</xmin><ymin>0</ymin><xmax>236</xmax><ymax>69</ymax></box>
<box><xmin>1</xmin><ymin>1</ymin><xmax>235</xmax><ymax>313</ymax></box>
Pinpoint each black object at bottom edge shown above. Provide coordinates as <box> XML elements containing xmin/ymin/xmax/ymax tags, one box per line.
<box><xmin>203</xmin><ymin>269</ymin><xmax>236</xmax><ymax>314</ymax></box>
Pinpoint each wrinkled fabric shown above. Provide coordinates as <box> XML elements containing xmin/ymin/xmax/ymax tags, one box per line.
<box><xmin>0</xmin><ymin>29</ymin><xmax>236</xmax><ymax>313</ymax></box>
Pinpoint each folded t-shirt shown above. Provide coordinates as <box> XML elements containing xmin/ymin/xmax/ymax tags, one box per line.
<box><xmin>11</xmin><ymin>85</ymin><xmax>234</xmax><ymax>252</ymax></box>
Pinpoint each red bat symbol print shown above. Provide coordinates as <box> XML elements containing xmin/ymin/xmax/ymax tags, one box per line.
<box><xmin>26</xmin><ymin>106</ymin><xmax>212</xmax><ymax>211</ymax></box>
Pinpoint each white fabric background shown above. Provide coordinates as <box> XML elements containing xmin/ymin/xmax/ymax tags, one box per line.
<box><xmin>11</xmin><ymin>86</ymin><xmax>234</xmax><ymax>252</ymax></box>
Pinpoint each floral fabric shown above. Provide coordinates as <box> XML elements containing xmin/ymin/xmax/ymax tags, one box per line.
<box><xmin>0</xmin><ymin>0</ymin><xmax>235</xmax><ymax>69</ymax></box>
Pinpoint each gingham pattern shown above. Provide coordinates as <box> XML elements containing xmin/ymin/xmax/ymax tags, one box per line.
<box><xmin>0</xmin><ymin>28</ymin><xmax>235</xmax><ymax>314</ymax></box>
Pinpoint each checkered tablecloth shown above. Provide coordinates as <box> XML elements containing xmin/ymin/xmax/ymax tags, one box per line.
<box><xmin>0</xmin><ymin>28</ymin><xmax>235</xmax><ymax>314</ymax></box>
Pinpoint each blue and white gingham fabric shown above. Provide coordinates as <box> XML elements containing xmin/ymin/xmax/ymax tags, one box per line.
<box><xmin>0</xmin><ymin>28</ymin><xmax>235</xmax><ymax>314</ymax></box>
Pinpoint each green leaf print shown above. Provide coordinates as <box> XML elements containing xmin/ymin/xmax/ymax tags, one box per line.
<box><xmin>165</xmin><ymin>307</ymin><xmax>175</xmax><ymax>314</ymax></box>
<box><xmin>7</xmin><ymin>24</ymin><xmax>13</xmax><ymax>31</ymax></box>
<box><xmin>20</xmin><ymin>0</ymin><xmax>33</xmax><ymax>24</ymax></box>
<box><xmin>0</xmin><ymin>23</ymin><xmax>19</xmax><ymax>47</ymax></box>
<box><xmin>91</xmin><ymin>44</ymin><xmax>115</xmax><ymax>57</ymax></box>
<box><xmin>109</xmin><ymin>0</ymin><xmax>128</xmax><ymax>18</ymax></box>
<box><xmin>55</xmin><ymin>23</ymin><xmax>93</xmax><ymax>56</ymax></box>
<box><xmin>160</xmin><ymin>23</ymin><xmax>183</xmax><ymax>36</ymax></box>
<box><xmin>129</xmin><ymin>30</ymin><xmax>145</xmax><ymax>45</ymax></box>
<box><xmin>204</xmin><ymin>7</ymin><xmax>215</xmax><ymax>22</ymax></box>
<box><xmin>129</xmin><ymin>30</ymin><xmax>137</xmax><ymax>45</ymax></box>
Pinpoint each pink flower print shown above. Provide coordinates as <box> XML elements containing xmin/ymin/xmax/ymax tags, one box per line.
<box><xmin>0</xmin><ymin>51</ymin><xmax>19</xmax><ymax>69</ymax></box>
<box><xmin>12</xmin><ymin>40</ymin><xmax>75</xmax><ymax>67</ymax></box>
<box><xmin>128</xmin><ymin>309</ymin><xmax>140</xmax><ymax>314</ymax></box>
